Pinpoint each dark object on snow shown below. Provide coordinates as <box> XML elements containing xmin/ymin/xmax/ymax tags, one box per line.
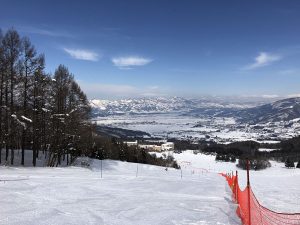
<box><xmin>285</xmin><ymin>158</ymin><xmax>295</xmax><ymax>168</ymax></box>
<box><xmin>237</xmin><ymin>158</ymin><xmax>271</xmax><ymax>170</ymax></box>
<box><xmin>297</xmin><ymin>160</ymin><xmax>300</xmax><ymax>169</ymax></box>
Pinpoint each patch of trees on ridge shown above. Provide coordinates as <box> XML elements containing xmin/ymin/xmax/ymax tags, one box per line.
<box><xmin>202</xmin><ymin>141</ymin><xmax>259</xmax><ymax>157</ymax></box>
<box><xmin>90</xmin><ymin>137</ymin><xmax>180</xmax><ymax>169</ymax></box>
<box><xmin>237</xmin><ymin>158</ymin><xmax>271</xmax><ymax>170</ymax></box>
<box><xmin>0</xmin><ymin>28</ymin><xmax>179</xmax><ymax>169</ymax></box>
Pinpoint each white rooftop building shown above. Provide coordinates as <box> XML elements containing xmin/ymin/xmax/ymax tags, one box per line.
<box><xmin>139</xmin><ymin>144</ymin><xmax>162</xmax><ymax>152</ymax></box>
<box><xmin>161</xmin><ymin>142</ymin><xmax>174</xmax><ymax>151</ymax></box>
<box><xmin>124</xmin><ymin>140</ymin><xmax>138</xmax><ymax>146</ymax></box>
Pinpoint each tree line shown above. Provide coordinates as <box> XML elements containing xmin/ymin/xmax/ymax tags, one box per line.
<box><xmin>90</xmin><ymin>137</ymin><xmax>180</xmax><ymax>168</ymax></box>
<box><xmin>0</xmin><ymin>28</ymin><xmax>91</xmax><ymax>166</ymax></box>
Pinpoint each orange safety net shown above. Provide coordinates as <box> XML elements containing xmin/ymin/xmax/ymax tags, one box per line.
<box><xmin>220</xmin><ymin>173</ymin><xmax>300</xmax><ymax>225</ymax></box>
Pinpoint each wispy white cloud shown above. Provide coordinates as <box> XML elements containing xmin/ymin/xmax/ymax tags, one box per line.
<box><xmin>78</xmin><ymin>81</ymin><xmax>166</xmax><ymax>99</ymax></box>
<box><xmin>244</xmin><ymin>52</ymin><xmax>282</xmax><ymax>70</ymax></box>
<box><xmin>15</xmin><ymin>25</ymin><xmax>74</xmax><ymax>38</ymax></box>
<box><xmin>63</xmin><ymin>48</ymin><xmax>99</xmax><ymax>61</ymax></box>
<box><xmin>112</xmin><ymin>56</ymin><xmax>152</xmax><ymax>69</ymax></box>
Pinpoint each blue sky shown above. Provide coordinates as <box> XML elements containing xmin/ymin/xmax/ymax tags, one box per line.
<box><xmin>1</xmin><ymin>0</ymin><xmax>300</xmax><ymax>99</ymax></box>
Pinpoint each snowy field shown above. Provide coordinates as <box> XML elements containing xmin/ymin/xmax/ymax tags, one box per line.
<box><xmin>94</xmin><ymin>113</ymin><xmax>254</xmax><ymax>143</ymax></box>
<box><xmin>1</xmin><ymin>151</ymin><xmax>300</xmax><ymax>225</ymax></box>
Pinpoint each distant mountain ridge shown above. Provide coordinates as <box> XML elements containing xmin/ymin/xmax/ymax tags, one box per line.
<box><xmin>221</xmin><ymin>97</ymin><xmax>300</xmax><ymax>124</ymax></box>
<box><xmin>90</xmin><ymin>97</ymin><xmax>300</xmax><ymax>124</ymax></box>
<box><xmin>89</xmin><ymin>97</ymin><xmax>261</xmax><ymax>116</ymax></box>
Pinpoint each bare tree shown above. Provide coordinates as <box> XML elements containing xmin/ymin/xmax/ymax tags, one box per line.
<box><xmin>2</xmin><ymin>28</ymin><xmax>21</xmax><ymax>165</ymax></box>
<box><xmin>0</xmin><ymin>28</ymin><xmax>93</xmax><ymax>167</ymax></box>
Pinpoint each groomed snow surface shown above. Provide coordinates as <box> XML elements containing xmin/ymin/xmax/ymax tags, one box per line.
<box><xmin>1</xmin><ymin>151</ymin><xmax>300</xmax><ymax>225</ymax></box>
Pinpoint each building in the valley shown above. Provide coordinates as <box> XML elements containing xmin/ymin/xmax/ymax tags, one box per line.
<box><xmin>124</xmin><ymin>140</ymin><xmax>138</xmax><ymax>146</ymax></box>
<box><xmin>139</xmin><ymin>144</ymin><xmax>162</xmax><ymax>152</ymax></box>
<box><xmin>161</xmin><ymin>142</ymin><xmax>174</xmax><ymax>151</ymax></box>
<box><xmin>124</xmin><ymin>140</ymin><xmax>174</xmax><ymax>152</ymax></box>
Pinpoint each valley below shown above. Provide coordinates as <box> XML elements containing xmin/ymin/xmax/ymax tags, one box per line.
<box><xmin>91</xmin><ymin>97</ymin><xmax>300</xmax><ymax>144</ymax></box>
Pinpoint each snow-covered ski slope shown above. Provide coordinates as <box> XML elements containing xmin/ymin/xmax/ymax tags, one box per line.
<box><xmin>1</xmin><ymin>151</ymin><xmax>300</xmax><ymax>225</ymax></box>
<box><xmin>170</xmin><ymin>151</ymin><xmax>300</xmax><ymax>214</ymax></box>
<box><xmin>0</xmin><ymin>158</ymin><xmax>240</xmax><ymax>225</ymax></box>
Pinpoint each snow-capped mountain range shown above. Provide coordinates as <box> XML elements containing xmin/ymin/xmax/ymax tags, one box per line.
<box><xmin>90</xmin><ymin>96</ymin><xmax>268</xmax><ymax>116</ymax></box>
<box><xmin>222</xmin><ymin>97</ymin><xmax>300</xmax><ymax>123</ymax></box>
<box><xmin>90</xmin><ymin>97</ymin><xmax>300</xmax><ymax>124</ymax></box>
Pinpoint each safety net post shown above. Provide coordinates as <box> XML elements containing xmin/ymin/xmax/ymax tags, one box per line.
<box><xmin>247</xmin><ymin>159</ymin><xmax>251</xmax><ymax>225</ymax></box>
